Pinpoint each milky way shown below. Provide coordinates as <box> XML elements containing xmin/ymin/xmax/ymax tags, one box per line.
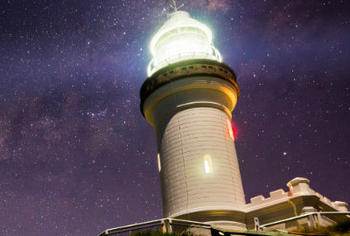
<box><xmin>0</xmin><ymin>0</ymin><xmax>349</xmax><ymax>235</ymax></box>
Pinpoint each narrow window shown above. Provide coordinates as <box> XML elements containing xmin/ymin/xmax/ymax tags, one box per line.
<box><xmin>203</xmin><ymin>155</ymin><xmax>213</xmax><ymax>174</ymax></box>
<box><xmin>157</xmin><ymin>153</ymin><xmax>161</xmax><ymax>172</ymax></box>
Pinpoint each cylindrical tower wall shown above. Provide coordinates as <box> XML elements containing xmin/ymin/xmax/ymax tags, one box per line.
<box><xmin>142</xmin><ymin>72</ymin><xmax>245</xmax><ymax>219</ymax></box>
<box><xmin>157</xmin><ymin>106</ymin><xmax>245</xmax><ymax>217</ymax></box>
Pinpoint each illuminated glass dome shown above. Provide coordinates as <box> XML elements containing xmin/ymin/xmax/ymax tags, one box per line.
<box><xmin>147</xmin><ymin>11</ymin><xmax>222</xmax><ymax>76</ymax></box>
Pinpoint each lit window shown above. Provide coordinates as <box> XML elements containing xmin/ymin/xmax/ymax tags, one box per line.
<box><xmin>226</xmin><ymin>119</ymin><xmax>234</xmax><ymax>141</ymax></box>
<box><xmin>203</xmin><ymin>154</ymin><xmax>213</xmax><ymax>174</ymax></box>
<box><xmin>157</xmin><ymin>153</ymin><xmax>161</xmax><ymax>172</ymax></box>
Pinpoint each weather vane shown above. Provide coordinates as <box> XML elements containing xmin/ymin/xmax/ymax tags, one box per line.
<box><xmin>167</xmin><ymin>0</ymin><xmax>184</xmax><ymax>12</ymax></box>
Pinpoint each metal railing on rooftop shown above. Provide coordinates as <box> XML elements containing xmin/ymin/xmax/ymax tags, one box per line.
<box><xmin>258</xmin><ymin>211</ymin><xmax>350</xmax><ymax>231</ymax></box>
<box><xmin>99</xmin><ymin>218</ymin><xmax>211</xmax><ymax>236</ymax></box>
<box><xmin>99</xmin><ymin>211</ymin><xmax>350</xmax><ymax>236</ymax></box>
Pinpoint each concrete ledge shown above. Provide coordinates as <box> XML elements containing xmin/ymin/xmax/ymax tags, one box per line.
<box><xmin>334</xmin><ymin>201</ymin><xmax>348</xmax><ymax>211</ymax></box>
<box><xmin>287</xmin><ymin>177</ymin><xmax>310</xmax><ymax>187</ymax></box>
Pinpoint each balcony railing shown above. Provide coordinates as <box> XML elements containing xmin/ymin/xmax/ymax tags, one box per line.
<box><xmin>99</xmin><ymin>218</ymin><xmax>211</xmax><ymax>236</ymax></box>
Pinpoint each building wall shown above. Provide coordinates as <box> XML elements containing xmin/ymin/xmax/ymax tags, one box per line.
<box><xmin>158</xmin><ymin>106</ymin><xmax>245</xmax><ymax>217</ymax></box>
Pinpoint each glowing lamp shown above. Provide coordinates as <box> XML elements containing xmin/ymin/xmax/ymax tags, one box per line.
<box><xmin>148</xmin><ymin>11</ymin><xmax>222</xmax><ymax>76</ymax></box>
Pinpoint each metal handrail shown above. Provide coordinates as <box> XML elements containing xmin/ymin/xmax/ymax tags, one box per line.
<box><xmin>170</xmin><ymin>218</ymin><xmax>211</xmax><ymax>228</ymax></box>
<box><xmin>99</xmin><ymin>218</ymin><xmax>164</xmax><ymax>235</ymax></box>
<box><xmin>259</xmin><ymin>211</ymin><xmax>350</xmax><ymax>230</ymax></box>
<box><xmin>147</xmin><ymin>47</ymin><xmax>222</xmax><ymax>76</ymax></box>
<box><xmin>99</xmin><ymin>217</ymin><xmax>211</xmax><ymax>235</ymax></box>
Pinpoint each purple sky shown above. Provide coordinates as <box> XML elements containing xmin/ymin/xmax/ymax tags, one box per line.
<box><xmin>0</xmin><ymin>0</ymin><xmax>349</xmax><ymax>235</ymax></box>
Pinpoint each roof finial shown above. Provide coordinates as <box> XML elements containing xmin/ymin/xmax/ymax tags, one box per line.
<box><xmin>167</xmin><ymin>0</ymin><xmax>184</xmax><ymax>12</ymax></box>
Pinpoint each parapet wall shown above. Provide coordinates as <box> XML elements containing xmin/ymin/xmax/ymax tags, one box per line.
<box><xmin>245</xmin><ymin>177</ymin><xmax>348</xmax><ymax>212</ymax></box>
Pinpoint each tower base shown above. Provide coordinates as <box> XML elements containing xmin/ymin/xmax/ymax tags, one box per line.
<box><xmin>99</xmin><ymin>178</ymin><xmax>349</xmax><ymax>236</ymax></box>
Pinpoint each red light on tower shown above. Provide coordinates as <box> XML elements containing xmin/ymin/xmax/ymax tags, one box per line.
<box><xmin>226</xmin><ymin>119</ymin><xmax>237</xmax><ymax>141</ymax></box>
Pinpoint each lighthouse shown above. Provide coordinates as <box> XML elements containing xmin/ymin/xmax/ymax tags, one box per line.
<box><xmin>140</xmin><ymin>10</ymin><xmax>246</xmax><ymax>227</ymax></box>
<box><xmin>100</xmin><ymin>7</ymin><xmax>349</xmax><ymax>236</ymax></box>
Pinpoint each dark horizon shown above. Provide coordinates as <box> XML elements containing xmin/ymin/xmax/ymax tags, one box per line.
<box><xmin>0</xmin><ymin>0</ymin><xmax>349</xmax><ymax>235</ymax></box>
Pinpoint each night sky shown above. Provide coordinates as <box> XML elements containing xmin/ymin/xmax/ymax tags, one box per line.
<box><xmin>1</xmin><ymin>0</ymin><xmax>349</xmax><ymax>235</ymax></box>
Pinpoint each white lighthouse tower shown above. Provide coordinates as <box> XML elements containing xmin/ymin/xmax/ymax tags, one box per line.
<box><xmin>140</xmin><ymin>10</ymin><xmax>246</xmax><ymax>227</ymax></box>
<box><xmin>100</xmin><ymin>6</ymin><xmax>349</xmax><ymax>236</ymax></box>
